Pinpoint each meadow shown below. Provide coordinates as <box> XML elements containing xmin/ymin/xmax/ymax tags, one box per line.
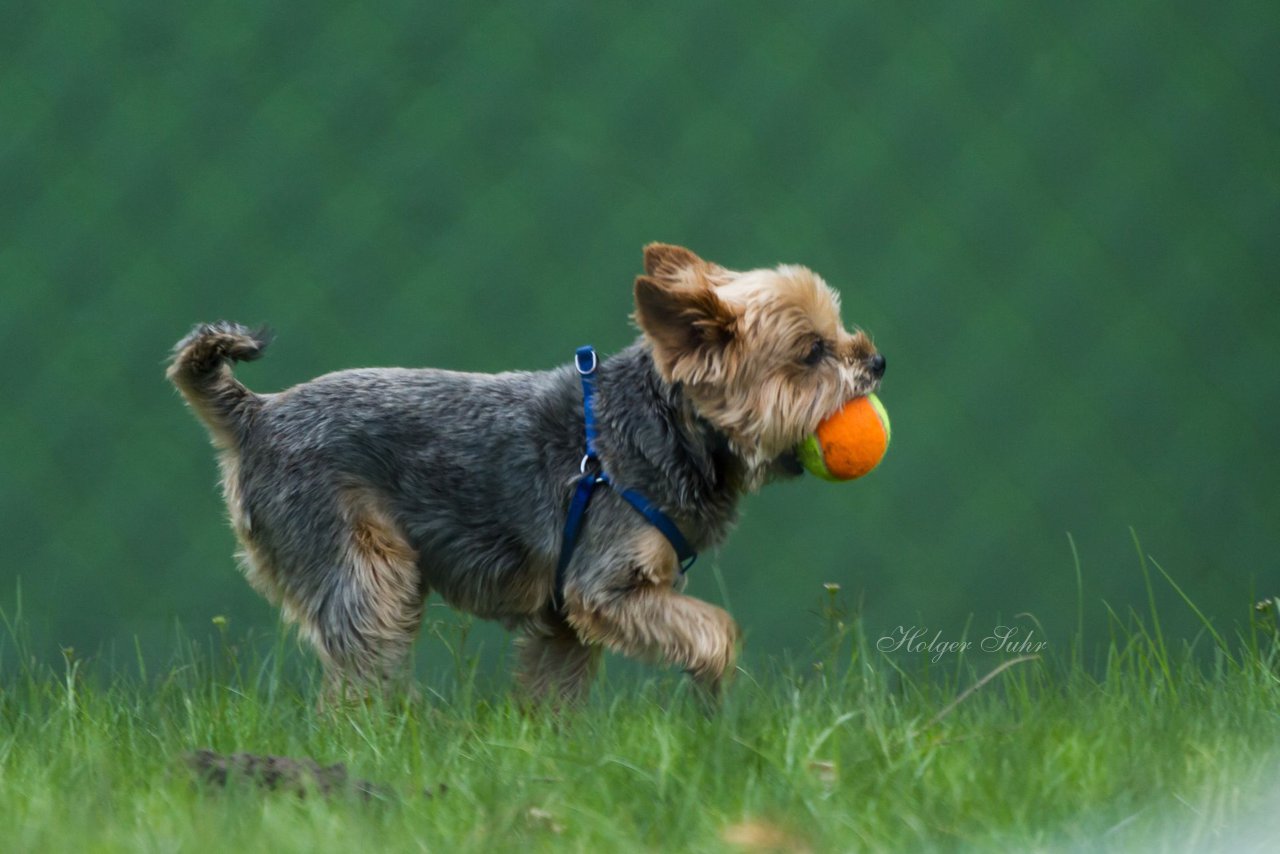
<box><xmin>2</xmin><ymin>560</ymin><xmax>1278</xmax><ymax>854</ymax></box>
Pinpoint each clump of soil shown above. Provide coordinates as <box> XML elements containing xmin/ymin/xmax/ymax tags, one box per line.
<box><xmin>184</xmin><ymin>750</ymin><xmax>397</xmax><ymax>801</ymax></box>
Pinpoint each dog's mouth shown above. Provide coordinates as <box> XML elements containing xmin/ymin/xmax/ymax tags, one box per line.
<box><xmin>772</xmin><ymin>448</ymin><xmax>805</xmax><ymax>477</ymax></box>
<box><xmin>850</xmin><ymin>375</ymin><xmax>882</xmax><ymax>401</ymax></box>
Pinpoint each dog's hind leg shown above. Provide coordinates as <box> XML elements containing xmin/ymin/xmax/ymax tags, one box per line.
<box><xmin>309</xmin><ymin>487</ymin><xmax>426</xmax><ymax>703</ymax></box>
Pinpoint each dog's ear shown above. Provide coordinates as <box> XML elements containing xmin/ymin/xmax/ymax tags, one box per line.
<box><xmin>643</xmin><ymin>243</ymin><xmax>705</xmax><ymax>279</ymax></box>
<box><xmin>634</xmin><ymin>273</ymin><xmax>739</xmax><ymax>384</ymax></box>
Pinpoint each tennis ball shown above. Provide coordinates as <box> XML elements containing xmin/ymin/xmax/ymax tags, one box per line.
<box><xmin>796</xmin><ymin>394</ymin><xmax>891</xmax><ymax>481</ymax></box>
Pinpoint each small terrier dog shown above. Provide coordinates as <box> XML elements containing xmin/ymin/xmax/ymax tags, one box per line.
<box><xmin>169</xmin><ymin>244</ymin><xmax>884</xmax><ymax>703</ymax></box>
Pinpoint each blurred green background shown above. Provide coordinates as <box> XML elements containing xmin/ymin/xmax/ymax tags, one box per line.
<box><xmin>2</xmin><ymin>1</ymin><xmax>1276</xmax><ymax>670</ymax></box>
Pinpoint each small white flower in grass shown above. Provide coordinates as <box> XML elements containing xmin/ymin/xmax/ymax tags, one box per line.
<box><xmin>526</xmin><ymin>807</ymin><xmax>564</xmax><ymax>835</ymax></box>
<box><xmin>807</xmin><ymin>759</ymin><xmax>837</xmax><ymax>789</ymax></box>
<box><xmin>722</xmin><ymin>819</ymin><xmax>811</xmax><ymax>852</ymax></box>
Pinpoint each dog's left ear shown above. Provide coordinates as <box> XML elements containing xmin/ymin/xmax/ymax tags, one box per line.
<box><xmin>641</xmin><ymin>243</ymin><xmax>731</xmax><ymax>285</ymax></box>
<box><xmin>643</xmin><ymin>243</ymin><xmax>705</xmax><ymax>279</ymax></box>
<box><xmin>634</xmin><ymin>272</ymin><xmax>739</xmax><ymax>385</ymax></box>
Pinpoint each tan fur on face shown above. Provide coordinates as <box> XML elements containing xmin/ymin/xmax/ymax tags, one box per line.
<box><xmin>633</xmin><ymin>246</ymin><xmax>882</xmax><ymax>489</ymax></box>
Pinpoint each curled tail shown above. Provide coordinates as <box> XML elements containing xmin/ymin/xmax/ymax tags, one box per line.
<box><xmin>168</xmin><ymin>322</ymin><xmax>272</xmax><ymax>447</ymax></box>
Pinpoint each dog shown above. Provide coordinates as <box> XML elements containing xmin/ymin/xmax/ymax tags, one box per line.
<box><xmin>168</xmin><ymin>244</ymin><xmax>885</xmax><ymax>704</ymax></box>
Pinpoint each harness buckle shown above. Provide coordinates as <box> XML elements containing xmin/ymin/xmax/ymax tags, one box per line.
<box><xmin>574</xmin><ymin>347</ymin><xmax>597</xmax><ymax>375</ymax></box>
<box><xmin>580</xmin><ymin>454</ymin><xmax>607</xmax><ymax>483</ymax></box>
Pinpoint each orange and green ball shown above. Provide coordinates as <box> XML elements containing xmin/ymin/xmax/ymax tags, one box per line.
<box><xmin>796</xmin><ymin>394</ymin><xmax>891</xmax><ymax>481</ymax></box>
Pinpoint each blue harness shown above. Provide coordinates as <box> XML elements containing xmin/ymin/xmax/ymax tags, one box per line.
<box><xmin>552</xmin><ymin>345</ymin><xmax>697</xmax><ymax>612</ymax></box>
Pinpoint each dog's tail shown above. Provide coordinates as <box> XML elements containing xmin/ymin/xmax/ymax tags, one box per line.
<box><xmin>167</xmin><ymin>322</ymin><xmax>272</xmax><ymax>447</ymax></box>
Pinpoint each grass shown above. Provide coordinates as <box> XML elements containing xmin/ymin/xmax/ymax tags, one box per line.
<box><xmin>2</xmin><ymin>584</ymin><xmax>1279</xmax><ymax>852</ymax></box>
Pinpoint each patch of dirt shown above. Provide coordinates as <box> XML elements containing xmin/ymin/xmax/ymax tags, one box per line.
<box><xmin>184</xmin><ymin>750</ymin><xmax>445</xmax><ymax>802</ymax></box>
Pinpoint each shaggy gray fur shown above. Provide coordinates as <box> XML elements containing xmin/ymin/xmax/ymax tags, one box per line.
<box><xmin>169</xmin><ymin>323</ymin><xmax>771</xmax><ymax>690</ymax></box>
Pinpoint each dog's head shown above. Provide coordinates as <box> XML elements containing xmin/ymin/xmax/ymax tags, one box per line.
<box><xmin>633</xmin><ymin>243</ymin><xmax>884</xmax><ymax>488</ymax></box>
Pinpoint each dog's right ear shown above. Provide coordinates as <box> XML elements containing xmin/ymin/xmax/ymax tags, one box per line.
<box><xmin>633</xmin><ymin>274</ymin><xmax>739</xmax><ymax>385</ymax></box>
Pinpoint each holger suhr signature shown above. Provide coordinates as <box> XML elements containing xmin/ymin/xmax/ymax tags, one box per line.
<box><xmin>877</xmin><ymin>624</ymin><xmax>1048</xmax><ymax>663</ymax></box>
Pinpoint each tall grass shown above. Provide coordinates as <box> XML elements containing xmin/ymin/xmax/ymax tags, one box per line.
<box><xmin>1</xmin><ymin>558</ymin><xmax>1278</xmax><ymax>852</ymax></box>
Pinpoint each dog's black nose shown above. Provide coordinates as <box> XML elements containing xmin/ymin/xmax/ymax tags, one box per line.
<box><xmin>867</xmin><ymin>353</ymin><xmax>886</xmax><ymax>378</ymax></box>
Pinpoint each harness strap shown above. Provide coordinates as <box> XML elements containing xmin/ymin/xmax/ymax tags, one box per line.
<box><xmin>552</xmin><ymin>346</ymin><xmax>697</xmax><ymax>612</ymax></box>
<box><xmin>575</xmin><ymin>345</ymin><xmax>601</xmax><ymax>457</ymax></box>
<box><xmin>615</xmin><ymin>487</ymin><xmax>697</xmax><ymax>571</ymax></box>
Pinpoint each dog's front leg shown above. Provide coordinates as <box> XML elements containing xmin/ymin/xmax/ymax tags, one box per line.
<box><xmin>567</xmin><ymin>582</ymin><xmax>740</xmax><ymax>698</ymax></box>
<box><xmin>514</xmin><ymin>615</ymin><xmax>601</xmax><ymax>708</ymax></box>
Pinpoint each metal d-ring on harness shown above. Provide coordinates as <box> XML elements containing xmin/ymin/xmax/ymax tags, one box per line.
<box><xmin>551</xmin><ymin>345</ymin><xmax>697</xmax><ymax>612</ymax></box>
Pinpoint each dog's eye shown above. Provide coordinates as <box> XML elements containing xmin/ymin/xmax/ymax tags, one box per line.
<box><xmin>803</xmin><ymin>339</ymin><xmax>826</xmax><ymax>366</ymax></box>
